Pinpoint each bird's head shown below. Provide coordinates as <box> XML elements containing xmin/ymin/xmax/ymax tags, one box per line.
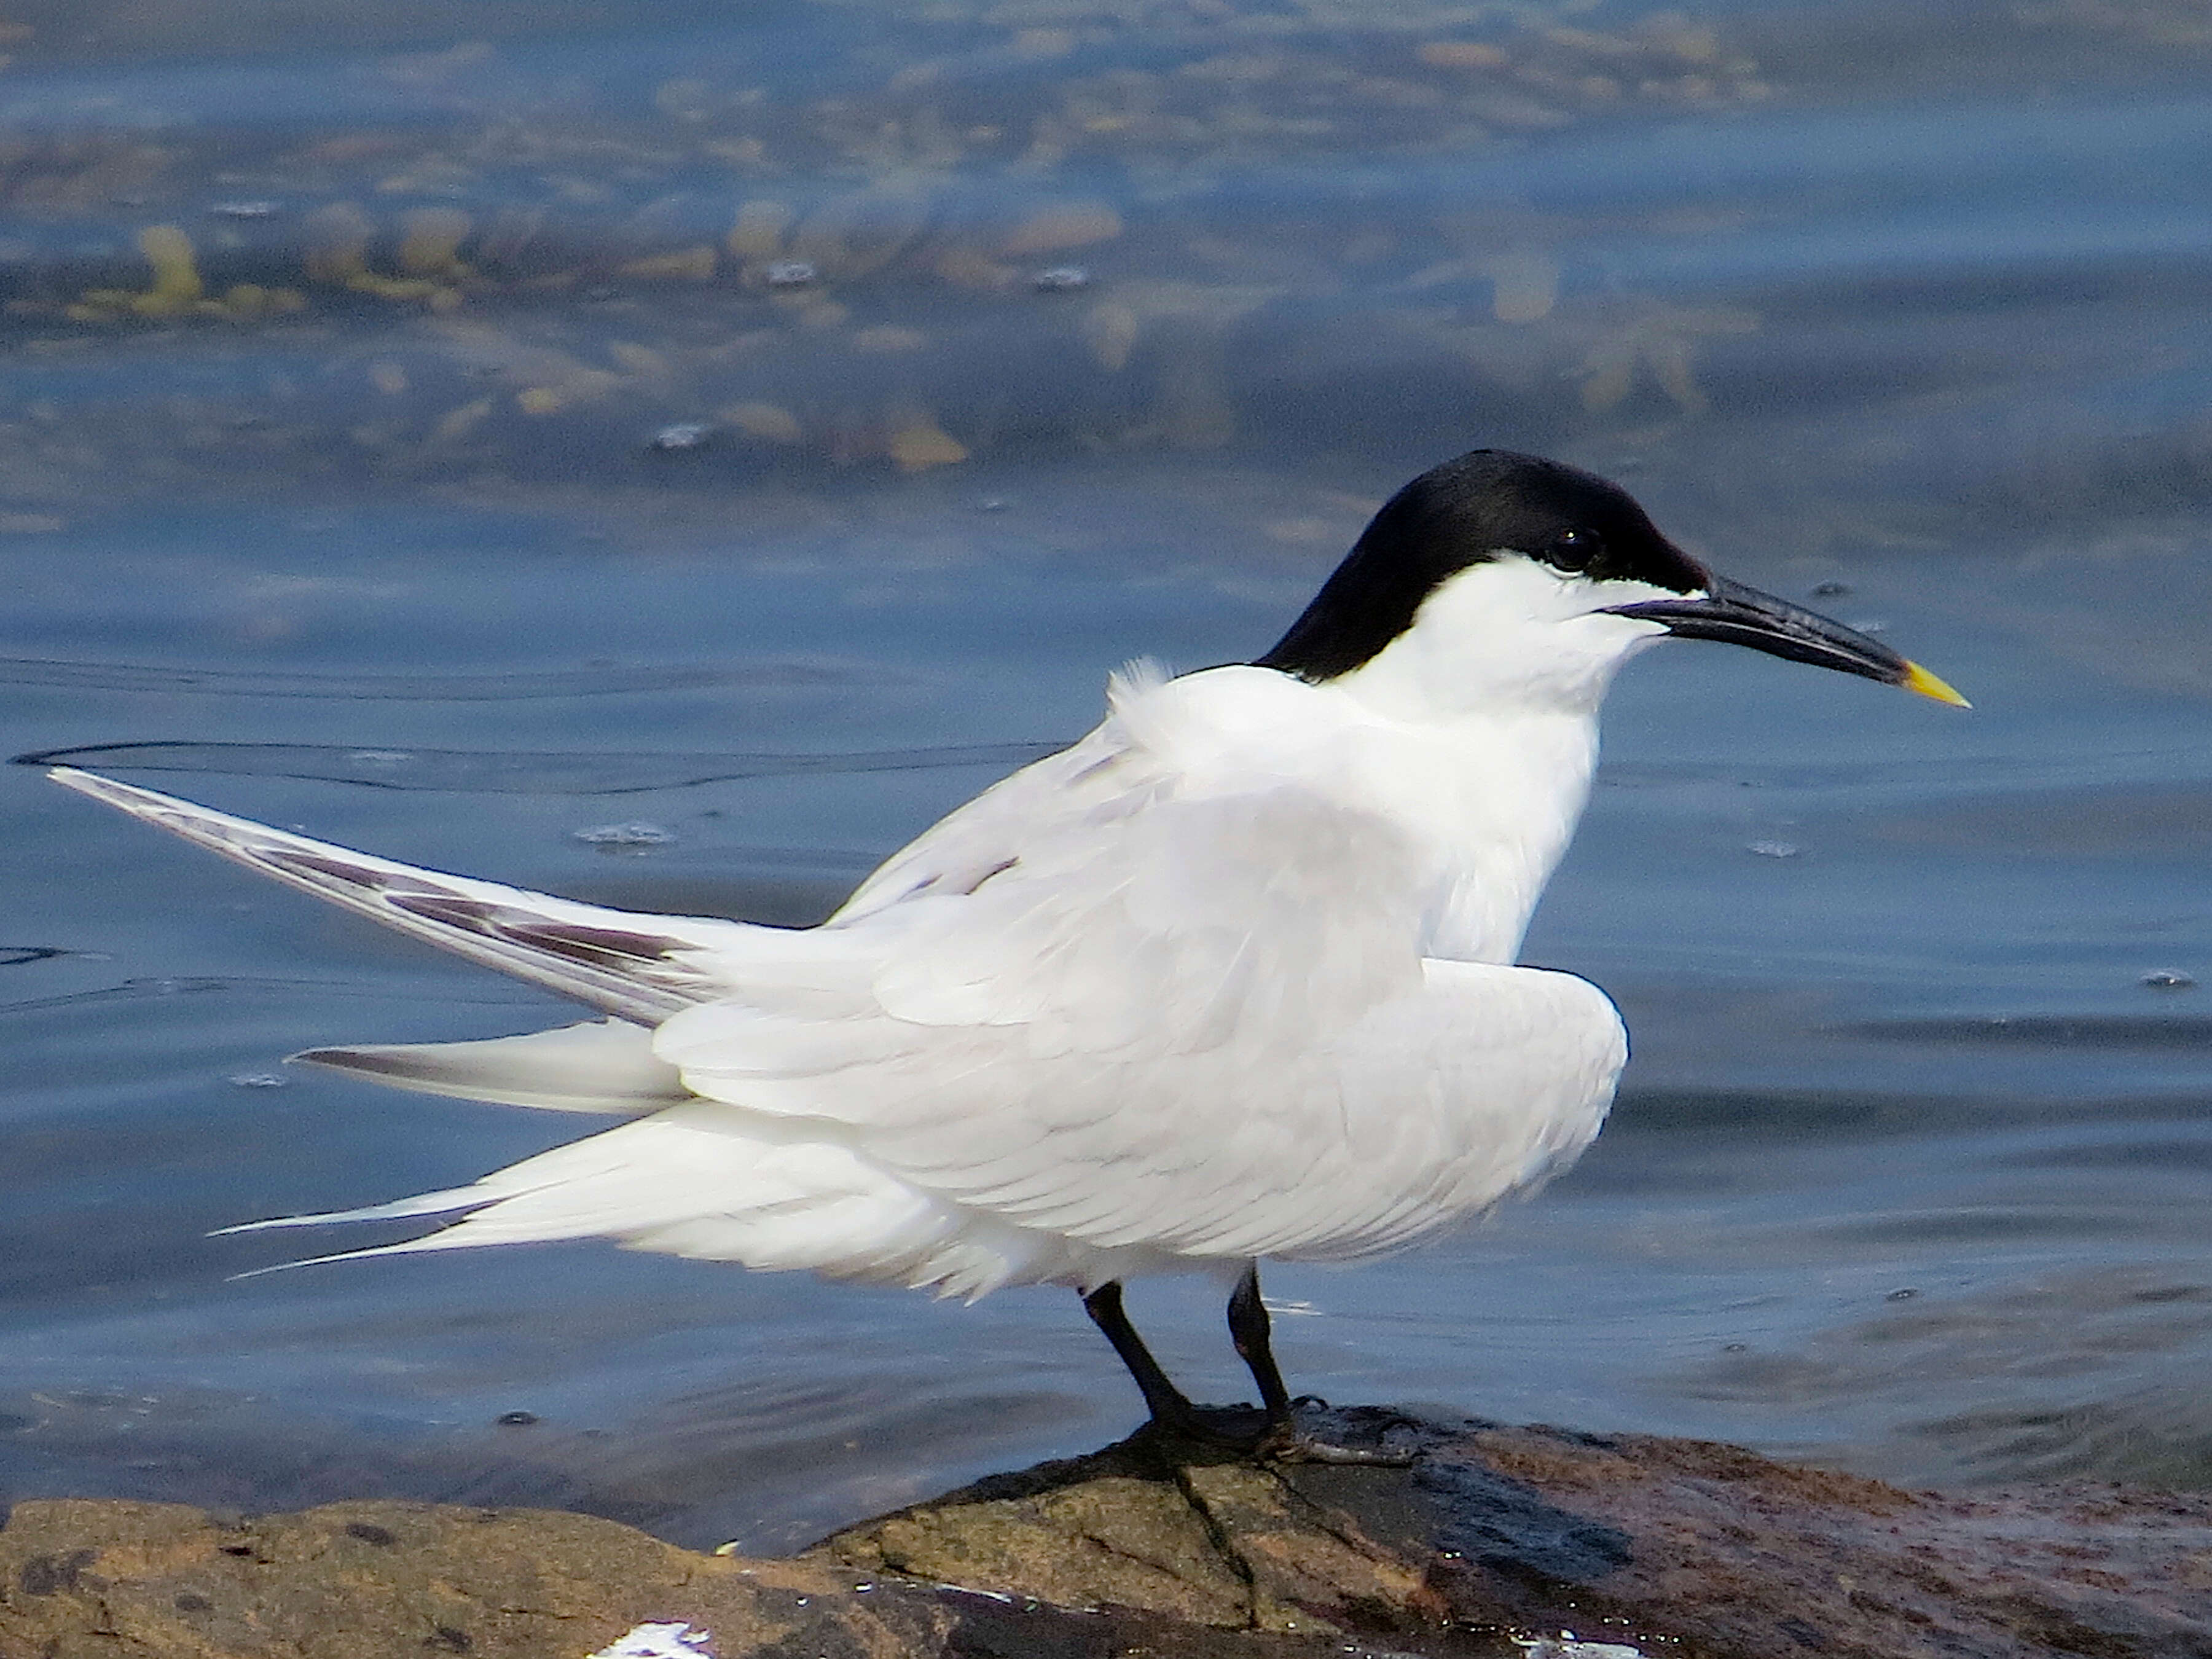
<box><xmin>1255</xmin><ymin>450</ymin><xmax>1966</xmax><ymax>717</ymax></box>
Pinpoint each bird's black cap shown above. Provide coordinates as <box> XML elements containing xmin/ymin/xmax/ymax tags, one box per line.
<box><xmin>1255</xmin><ymin>450</ymin><xmax>1709</xmax><ymax>683</ymax></box>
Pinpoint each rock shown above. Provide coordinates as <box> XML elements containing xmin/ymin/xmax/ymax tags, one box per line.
<box><xmin>817</xmin><ymin>1422</ymin><xmax>1440</xmax><ymax>1639</ymax></box>
<box><xmin>0</xmin><ymin>1499</ymin><xmax>930</xmax><ymax>1659</ymax></box>
<box><xmin>1414</xmin><ymin>1421</ymin><xmax>2212</xmax><ymax>1658</ymax></box>
<box><xmin>4</xmin><ymin>1412</ymin><xmax>2208</xmax><ymax>1658</ymax></box>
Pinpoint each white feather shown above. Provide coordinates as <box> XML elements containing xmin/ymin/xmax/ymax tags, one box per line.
<box><xmin>295</xmin><ymin>1018</ymin><xmax>686</xmax><ymax>1114</ymax></box>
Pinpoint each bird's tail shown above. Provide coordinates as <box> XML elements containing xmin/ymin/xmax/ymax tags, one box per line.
<box><xmin>296</xmin><ymin>1017</ymin><xmax>690</xmax><ymax>1113</ymax></box>
<box><xmin>49</xmin><ymin>769</ymin><xmax>1095</xmax><ymax>1298</ymax></box>
<box><xmin>216</xmin><ymin>1098</ymin><xmax>1077</xmax><ymax>1300</ymax></box>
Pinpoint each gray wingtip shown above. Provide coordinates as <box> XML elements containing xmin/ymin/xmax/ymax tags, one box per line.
<box><xmin>46</xmin><ymin>766</ymin><xmax>133</xmax><ymax>803</ymax></box>
<box><xmin>45</xmin><ymin>769</ymin><xmax>214</xmax><ymax>834</ymax></box>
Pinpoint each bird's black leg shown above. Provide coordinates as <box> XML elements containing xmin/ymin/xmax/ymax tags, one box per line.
<box><xmin>1227</xmin><ymin>1261</ymin><xmax>1413</xmax><ymax>1466</ymax></box>
<box><xmin>1226</xmin><ymin>1260</ymin><xmax>1293</xmax><ymax>1421</ymax></box>
<box><xmin>1083</xmin><ymin>1280</ymin><xmax>1218</xmax><ymax>1437</ymax></box>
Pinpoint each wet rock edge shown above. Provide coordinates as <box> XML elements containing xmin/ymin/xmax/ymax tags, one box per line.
<box><xmin>1</xmin><ymin>1410</ymin><xmax>2206</xmax><ymax>1658</ymax></box>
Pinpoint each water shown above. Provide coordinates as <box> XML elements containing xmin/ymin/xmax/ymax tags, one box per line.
<box><xmin>2</xmin><ymin>0</ymin><xmax>2210</xmax><ymax>1555</ymax></box>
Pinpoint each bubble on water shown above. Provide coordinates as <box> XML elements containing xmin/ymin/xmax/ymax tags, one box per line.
<box><xmin>210</xmin><ymin>200</ymin><xmax>279</xmax><ymax>219</ymax></box>
<box><xmin>575</xmin><ymin>822</ymin><xmax>674</xmax><ymax>853</ymax></box>
<box><xmin>1032</xmin><ymin>265</ymin><xmax>1090</xmax><ymax>291</ymax></box>
<box><xmin>227</xmin><ymin>1072</ymin><xmax>288</xmax><ymax>1089</ymax></box>
<box><xmin>763</xmin><ymin>260</ymin><xmax>816</xmax><ymax>287</ymax></box>
<box><xmin>1746</xmin><ymin>840</ymin><xmax>1800</xmax><ymax>859</ymax></box>
<box><xmin>649</xmin><ymin>422</ymin><xmax>715</xmax><ymax>452</ymax></box>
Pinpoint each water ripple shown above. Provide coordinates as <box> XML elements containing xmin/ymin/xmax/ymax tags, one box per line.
<box><xmin>0</xmin><ymin>657</ymin><xmax>861</xmax><ymax>700</ymax></box>
<box><xmin>14</xmin><ymin>740</ymin><xmax>1059</xmax><ymax>795</ymax></box>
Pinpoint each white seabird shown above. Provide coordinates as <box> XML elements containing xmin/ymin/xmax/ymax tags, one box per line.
<box><xmin>47</xmin><ymin>449</ymin><xmax>1966</xmax><ymax>1459</ymax></box>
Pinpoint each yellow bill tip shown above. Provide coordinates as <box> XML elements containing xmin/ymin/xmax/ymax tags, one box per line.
<box><xmin>1901</xmin><ymin>661</ymin><xmax>1971</xmax><ymax>708</ymax></box>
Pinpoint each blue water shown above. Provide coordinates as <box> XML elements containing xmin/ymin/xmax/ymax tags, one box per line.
<box><xmin>1</xmin><ymin>0</ymin><xmax>2208</xmax><ymax>1553</ymax></box>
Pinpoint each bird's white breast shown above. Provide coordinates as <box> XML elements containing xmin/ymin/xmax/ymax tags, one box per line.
<box><xmin>1111</xmin><ymin>664</ymin><xmax>1603</xmax><ymax>964</ymax></box>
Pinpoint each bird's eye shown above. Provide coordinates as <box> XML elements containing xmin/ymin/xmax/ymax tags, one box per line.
<box><xmin>1548</xmin><ymin>528</ymin><xmax>1604</xmax><ymax>573</ymax></box>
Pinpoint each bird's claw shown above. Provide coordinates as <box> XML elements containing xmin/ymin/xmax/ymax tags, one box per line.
<box><xmin>1254</xmin><ymin>1419</ymin><xmax>1417</xmax><ymax>1466</ymax></box>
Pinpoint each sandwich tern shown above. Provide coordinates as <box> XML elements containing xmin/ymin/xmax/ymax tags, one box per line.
<box><xmin>48</xmin><ymin>449</ymin><xmax>1964</xmax><ymax>1459</ymax></box>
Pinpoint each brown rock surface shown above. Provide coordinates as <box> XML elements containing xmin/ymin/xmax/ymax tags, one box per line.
<box><xmin>0</xmin><ymin>1496</ymin><xmax>930</xmax><ymax>1659</ymax></box>
<box><xmin>4</xmin><ymin>1411</ymin><xmax>2208</xmax><ymax>1658</ymax></box>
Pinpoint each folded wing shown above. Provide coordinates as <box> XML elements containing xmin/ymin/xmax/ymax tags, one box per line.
<box><xmin>662</xmin><ymin>772</ymin><xmax>1626</xmax><ymax>1263</ymax></box>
